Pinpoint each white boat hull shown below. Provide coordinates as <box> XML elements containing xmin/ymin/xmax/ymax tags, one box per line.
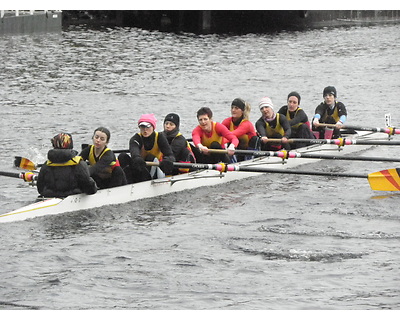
<box><xmin>0</xmin><ymin>131</ymin><xmax>388</xmax><ymax>223</ymax></box>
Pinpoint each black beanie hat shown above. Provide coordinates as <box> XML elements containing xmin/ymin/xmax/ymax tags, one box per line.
<box><xmin>164</xmin><ymin>113</ymin><xmax>180</xmax><ymax>128</ymax></box>
<box><xmin>287</xmin><ymin>91</ymin><xmax>301</xmax><ymax>105</ymax></box>
<box><xmin>231</xmin><ymin>98</ymin><xmax>246</xmax><ymax>111</ymax></box>
<box><xmin>323</xmin><ymin>86</ymin><xmax>337</xmax><ymax>97</ymax></box>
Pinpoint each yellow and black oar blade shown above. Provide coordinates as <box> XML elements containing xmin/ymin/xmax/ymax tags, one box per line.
<box><xmin>14</xmin><ymin>156</ymin><xmax>37</xmax><ymax>171</ymax></box>
<box><xmin>368</xmin><ymin>168</ymin><xmax>400</xmax><ymax>191</ymax></box>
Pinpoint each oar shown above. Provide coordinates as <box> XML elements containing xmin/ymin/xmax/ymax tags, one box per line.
<box><xmin>207</xmin><ymin>149</ymin><xmax>400</xmax><ymax>162</ymax></box>
<box><xmin>11</xmin><ymin>157</ymin><xmax>400</xmax><ymax>192</ymax></box>
<box><xmin>224</xmin><ymin>165</ymin><xmax>400</xmax><ymax>192</ymax></box>
<box><xmin>265</xmin><ymin>138</ymin><xmax>400</xmax><ymax>146</ymax></box>
<box><xmin>145</xmin><ymin>161</ymin><xmax>400</xmax><ymax>192</ymax></box>
<box><xmin>320</xmin><ymin>123</ymin><xmax>400</xmax><ymax>135</ymax></box>
<box><xmin>16</xmin><ymin>146</ymin><xmax>400</xmax><ymax>175</ymax></box>
<box><xmin>14</xmin><ymin>156</ymin><xmax>38</xmax><ymax>170</ymax></box>
<box><xmin>145</xmin><ymin>161</ymin><xmax>229</xmax><ymax>171</ymax></box>
<box><xmin>14</xmin><ymin>156</ymin><xmax>221</xmax><ymax>172</ymax></box>
<box><xmin>0</xmin><ymin>171</ymin><xmax>24</xmax><ymax>179</ymax></box>
<box><xmin>0</xmin><ymin>170</ymin><xmax>37</xmax><ymax>181</ymax></box>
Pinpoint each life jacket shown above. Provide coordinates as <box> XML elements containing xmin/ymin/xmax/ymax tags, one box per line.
<box><xmin>321</xmin><ymin>103</ymin><xmax>340</xmax><ymax>123</ymax></box>
<box><xmin>88</xmin><ymin>145</ymin><xmax>119</xmax><ymax>172</ymax></box>
<box><xmin>229</xmin><ymin>119</ymin><xmax>250</xmax><ymax>148</ymax></box>
<box><xmin>285</xmin><ymin>108</ymin><xmax>305</xmax><ymax>129</ymax></box>
<box><xmin>200</xmin><ymin>122</ymin><xmax>223</xmax><ymax>147</ymax></box>
<box><xmin>140</xmin><ymin>131</ymin><xmax>163</xmax><ymax>161</ymax></box>
<box><xmin>46</xmin><ymin>156</ymin><xmax>82</xmax><ymax>166</ymax></box>
<box><xmin>265</xmin><ymin>113</ymin><xmax>284</xmax><ymax>136</ymax></box>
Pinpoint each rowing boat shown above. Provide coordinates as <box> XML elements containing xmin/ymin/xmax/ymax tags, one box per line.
<box><xmin>0</xmin><ymin>131</ymin><xmax>391</xmax><ymax>223</ymax></box>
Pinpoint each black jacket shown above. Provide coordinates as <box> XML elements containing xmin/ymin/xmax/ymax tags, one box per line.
<box><xmin>278</xmin><ymin>105</ymin><xmax>309</xmax><ymax>127</ymax></box>
<box><xmin>314</xmin><ymin>101</ymin><xmax>347</xmax><ymax>124</ymax></box>
<box><xmin>162</xmin><ymin>129</ymin><xmax>192</xmax><ymax>162</ymax></box>
<box><xmin>255</xmin><ymin>114</ymin><xmax>292</xmax><ymax>139</ymax></box>
<box><xmin>37</xmin><ymin>149</ymin><xmax>97</xmax><ymax>198</ymax></box>
<box><xmin>129</xmin><ymin>131</ymin><xmax>175</xmax><ymax>162</ymax></box>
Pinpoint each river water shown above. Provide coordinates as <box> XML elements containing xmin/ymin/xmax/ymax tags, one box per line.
<box><xmin>0</xmin><ymin>24</ymin><xmax>400</xmax><ymax>310</ymax></box>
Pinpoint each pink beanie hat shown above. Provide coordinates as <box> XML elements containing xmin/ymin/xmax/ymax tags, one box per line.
<box><xmin>138</xmin><ymin>113</ymin><xmax>157</xmax><ymax>129</ymax></box>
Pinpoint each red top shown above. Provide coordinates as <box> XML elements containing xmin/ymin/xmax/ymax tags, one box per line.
<box><xmin>192</xmin><ymin>121</ymin><xmax>239</xmax><ymax>148</ymax></box>
<box><xmin>221</xmin><ymin>117</ymin><xmax>257</xmax><ymax>140</ymax></box>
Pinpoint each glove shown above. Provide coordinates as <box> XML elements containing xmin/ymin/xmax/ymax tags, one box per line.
<box><xmin>159</xmin><ymin>160</ymin><xmax>174</xmax><ymax>175</ymax></box>
<box><xmin>132</xmin><ymin>157</ymin><xmax>146</xmax><ymax>166</ymax></box>
<box><xmin>132</xmin><ymin>157</ymin><xmax>147</xmax><ymax>171</ymax></box>
<box><xmin>227</xmin><ymin>144</ymin><xmax>235</xmax><ymax>151</ymax></box>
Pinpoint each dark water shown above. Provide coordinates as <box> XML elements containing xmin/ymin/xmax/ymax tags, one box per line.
<box><xmin>0</xmin><ymin>24</ymin><xmax>400</xmax><ymax>310</ymax></box>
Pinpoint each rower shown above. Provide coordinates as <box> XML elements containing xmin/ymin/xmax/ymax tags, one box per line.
<box><xmin>80</xmin><ymin>127</ymin><xmax>127</xmax><ymax>189</ymax></box>
<box><xmin>162</xmin><ymin>113</ymin><xmax>196</xmax><ymax>175</ymax></box>
<box><xmin>277</xmin><ymin>91</ymin><xmax>316</xmax><ymax>149</ymax></box>
<box><xmin>118</xmin><ymin>113</ymin><xmax>175</xmax><ymax>183</ymax></box>
<box><xmin>312</xmin><ymin>86</ymin><xmax>348</xmax><ymax>139</ymax></box>
<box><xmin>255</xmin><ymin>96</ymin><xmax>292</xmax><ymax>151</ymax></box>
<box><xmin>221</xmin><ymin>98</ymin><xmax>258</xmax><ymax>162</ymax></box>
<box><xmin>191</xmin><ymin>107</ymin><xmax>239</xmax><ymax>164</ymax></box>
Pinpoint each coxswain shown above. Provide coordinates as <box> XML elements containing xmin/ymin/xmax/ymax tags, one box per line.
<box><xmin>37</xmin><ymin>133</ymin><xmax>97</xmax><ymax>198</ymax></box>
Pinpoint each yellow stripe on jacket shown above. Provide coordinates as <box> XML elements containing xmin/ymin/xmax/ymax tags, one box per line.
<box><xmin>285</xmin><ymin>108</ymin><xmax>305</xmax><ymax>129</ymax></box>
<box><xmin>140</xmin><ymin>131</ymin><xmax>163</xmax><ymax>160</ymax></box>
<box><xmin>88</xmin><ymin>145</ymin><xmax>116</xmax><ymax>173</ymax></box>
<box><xmin>46</xmin><ymin>156</ymin><xmax>82</xmax><ymax>166</ymax></box>
<box><xmin>266</xmin><ymin>113</ymin><xmax>284</xmax><ymax>136</ymax></box>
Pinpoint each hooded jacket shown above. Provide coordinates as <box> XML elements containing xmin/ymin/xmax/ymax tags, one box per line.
<box><xmin>37</xmin><ymin>149</ymin><xmax>97</xmax><ymax>198</ymax></box>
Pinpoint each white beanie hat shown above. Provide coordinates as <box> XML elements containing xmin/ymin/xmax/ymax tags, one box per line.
<box><xmin>259</xmin><ymin>96</ymin><xmax>274</xmax><ymax>110</ymax></box>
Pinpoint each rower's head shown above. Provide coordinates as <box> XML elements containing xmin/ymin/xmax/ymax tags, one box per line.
<box><xmin>323</xmin><ymin>86</ymin><xmax>337</xmax><ymax>98</ymax></box>
<box><xmin>93</xmin><ymin>127</ymin><xmax>110</xmax><ymax>142</ymax></box>
<box><xmin>197</xmin><ymin>107</ymin><xmax>213</xmax><ymax>120</ymax></box>
<box><xmin>51</xmin><ymin>133</ymin><xmax>73</xmax><ymax>149</ymax></box>
<box><xmin>164</xmin><ymin>113</ymin><xmax>180</xmax><ymax>132</ymax></box>
<box><xmin>259</xmin><ymin>96</ymin><xmax>275</xmax><ymax>119</ymax></box>
<box><xmin>93</xmin><ymin>127</ymin><xmax>110</xmax><ymax>149</ymax></box>
<box><xmin>231</xmin><ymin>98</ymin><xmax>251</xmax><ymax>121</ymax></box>
<box><xmin>323</xmin><ymin>86</ymin><xmax>337</xmax><ymax>106</ymax></box>
<box><xmin>196</xmin><ymin>107</ymin><xmax>213</xmax><ymax>131</ymax></box>
<box><xmin>287</xmin><ymin>91</ymin><xmax>301</xmax><ymax>112</ymax></box>
<box><xmin>138</xmin><ymin>113</ymin><xmax>157</xmax><ymax>137</ymax></box>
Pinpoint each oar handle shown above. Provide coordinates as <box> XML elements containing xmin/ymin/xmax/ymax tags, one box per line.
<box><xmin>318</xmin><ymin>124</ymin><xmax>337</xmax><ymax>128</ymax></box>
<box><xmin>206</xmin><ymin>149</ymin><xmax>230</xmax><ymax>154</ymax></box>
<box><xmin>264</xmin><ymin>138</ymin><xmax>295</xmax><ymax>143</ymax></box>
